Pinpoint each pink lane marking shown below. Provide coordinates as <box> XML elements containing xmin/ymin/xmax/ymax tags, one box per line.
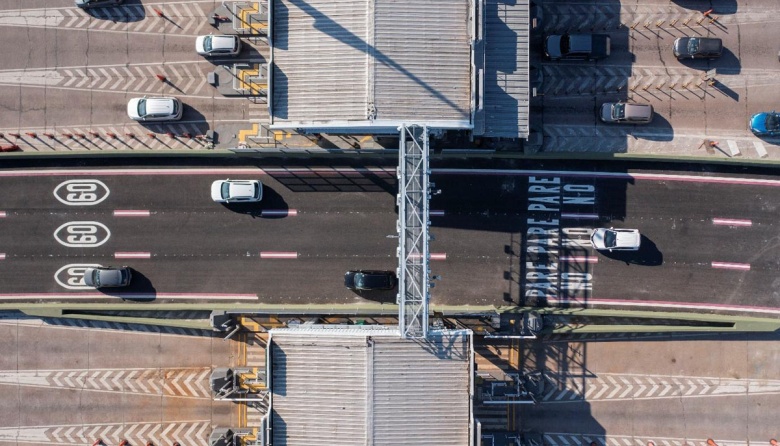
<box><xmin>545</xmin><ymin>296</ymin><xmax>780</xmax><ymax>316</ymax></box>
<box><xmin>711</xmin><ymin>261</ymin><xmax>750</xmax><ymax>271</ymax></box>
<box><xmin>260</xmin><ymin>251</ymin><xmax>298</xmax><ymax>259</ymax></box>
<box><xmin>0</xmin><ymin>253</ymin><xmax>5</xmax><ymax>260</ymax></box>
<box><xmin>261</xmin><ymin>209</ymin><xmax>298</xmax><ymax>217</ymax></box>
<box><xmin>0</xmin><ymin>167</ymin><xmax>395</xmax><ymax>178</ymax></box>
<box><xmin>559</xmin><ymin>256</ymin><xmax>598</xmax><ymax>263</ymax></box>
<box><xmin>115</xmin><ymin>252</ymin><xmax>151</xmax><ymax>259</ymax></box>
<box><xmin>712</xmin><ymin>218</ymin><xmax>752</xmax><ymax>227</ymax></box>
<box><xmin>114</xmin><ymin>210</ymin><xmax>151</xmax><ymax>217</ymax></box>
<box><xmin>561</xmin><ymin>213</ymin><xmax>599</xmax><ymax>220</ymax></box>
<box><xmin>430</xmin><ymin>210</ymin><xmax>445</xmax><ymax>217</ymax></box>
<box><xmin>432</xmin><ymin>169</ymin><xmax>780</xmax><ymax>187</ymax></box>
<box><xmin>430</xmin><ymin>253</ymin><xmax>447</xmax><ymax>260</ymax></box>
<box><xmin>0</xmin><ymin>211</ymin><xmax>6</xmax><ymax>218</ymax></box>
<box><xmin>0</xmin><ymin>293</ymin><xmax>257</xmax><ymax>301</ymax></box>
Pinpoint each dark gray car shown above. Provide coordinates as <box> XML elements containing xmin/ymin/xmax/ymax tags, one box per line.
<box><xmin>83</xmin><ymin>267</ymin><xmax>132</xmax><ymax>288</ymax></box>
<box><xmin>75</xmin><ymin>0</ymin><xmax>123</xmax><ymax>8</ymax></box>
<box><xmin>344</xmin><ymin>270</ymin><xmax>397</xmax><ymax>291</ymax></box>
<box><xmin>673</xmin><ymin>37</ymin><xmax>723</xmax><ymax>59</ymax></box>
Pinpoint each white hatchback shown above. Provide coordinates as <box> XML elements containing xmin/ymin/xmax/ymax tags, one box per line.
<box><xmin>195</xmin><ymin>35</ymin><xmax>241</xmax><ymax>57</ymax></box>
<box><xmin>591</xmin><ymin>228</ymin><xmax>641</xmax><ymax>251</ymax></box>
<box><xmin>211</xmin><ymin>179</ymin><xmax>263</xmax><ymax>203</ymax></box>
<box><xmin>127</xmin><ymin>97</ymin><xmax>183</xmax><ymax>121</ymax></box>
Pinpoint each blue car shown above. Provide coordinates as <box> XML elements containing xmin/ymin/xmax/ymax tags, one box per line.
<box><xmin>749</xmin><ymin>111</ymin><xmax>780</xmax><ymax>136</ymax></box>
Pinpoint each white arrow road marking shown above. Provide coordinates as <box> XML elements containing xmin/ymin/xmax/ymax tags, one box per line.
<box><xmin>0</xmin><ymin>9</ymin><xmax>64</xmax><ymax>27</ymax></box>
<box><xmin>0</xmin><ymin>69</ymin><xmax>65</xmax><ymax>87</ymax></box>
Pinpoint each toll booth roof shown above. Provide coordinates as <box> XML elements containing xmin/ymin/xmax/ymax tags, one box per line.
<box><xmin>268</xmin><ymin>327</ymin><xmax>473</xmax><ymax>446</ymax></box>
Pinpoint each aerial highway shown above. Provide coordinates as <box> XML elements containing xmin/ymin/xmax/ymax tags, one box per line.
<box><xmin>0</xmin><ymin>160</ymin><xmax>777</xmax><ymax>316</ymax></box>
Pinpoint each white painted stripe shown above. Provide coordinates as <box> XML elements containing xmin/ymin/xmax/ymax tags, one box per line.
<box><xmin>753</xmin><ymin>140</ymin><xmax>768</xmax><ymax>158</ymax></box>
<box><xmin>726</xmin><ymin>140</ymin><xmax>740</xmax><ymax>157</ymax></box>
<box><xmin>546</xmin><ymin>297</ymin><xmax>780</xmax><ymax>315</ymax></box>
<box><xmin>432</xmin><ymin>169</ymin><xmax>780</xmax><ymax>187</ymax></box>
<box><xmin>114</xmin><ymin>210</ymin><xmax>151</xmax><ymax>217</ymax></box>
<box><xmin>712</xmin><ymin>218</ymin><xmax>752</xmax><ymax>227</ymax></box>
<box><xmin>260</xmin><ymin>209</ymin><xmax>298</xmax><ymax>217</ymax></box>
<box><xmin>0</xmin><ymin>253</ymin><xmax>5</xmax><ymax>260</ymax></box>
<box><xmin>0</xmin><ymin>167</ymin><xmax>394</xmax><ymax>177</ymax></box>
<box><xmin>115</xmin><ymin>252</ymin><xmax>151</xmax><ymax>259</ymax></box>
<box><xmin>429</xmin><ymin>210</ymin><xmax>445</xmax><ymax>217</ymax></box>
<box><xmin>0</xmin><ymin>211</ymin><xmax>6</xmax><ymax>218</ymax></box>
<box><xmin>259</xmin><ymin>251</ymin><xmax>298</xmax><ymax>259</ymax></box>
<box><xmin>559</xmin><ymin>256</ymin><xmax>598</xmax><ymax>263</ymax></box>
<box><xmin>0</xmin><ymin>293</ymin><xmax>257</xmax><ymax>301</ymax></box>
<box><xmin>430</xmin><ymin>253</ymin><xmax>447</xmax><ymax>260</ymax></box>
<box><xmin>561</xmin><ymin>213</ymin><xmax>599</xmax><ymax>219</ymax></box>
<box><xmin>711</xmin><ymin>261</ymin><xmax>750</xmax><ymax>270</ymax></box>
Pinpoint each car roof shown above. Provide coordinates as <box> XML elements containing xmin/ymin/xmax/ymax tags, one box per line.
<box><xmin>144</xmin><ymin>97</ymin><xmax>176</xmax><ymax>115</ymax></box>
<box><xmin>210</xmin><ymin>35</ymin><xmax>237</xmax><ymax>50</ymax></box>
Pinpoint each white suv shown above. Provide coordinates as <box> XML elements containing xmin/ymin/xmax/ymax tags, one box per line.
<box><xmin>127</xmin><ymin>97</ymin><xmax>183</xmax><ymax>121</ymax></box>
<box><xmin>211</xmin><ymin>179</ymin><xmax>263</xmax><ymax>203</ymax></box>
<box><xmin>591</xmin><ymin>228</ymin><xmax>641</xmax><ymax>251</ymax></box>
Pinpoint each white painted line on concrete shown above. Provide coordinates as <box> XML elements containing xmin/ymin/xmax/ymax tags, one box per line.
<box><xmin>0</xmin><ymin>293</ymin><xmax>257</xmax><ymax>301</ymax></box>
<box><xmin>559</xmin><ymin>256</ymin><xmax>598</xmax><ymax>263</ymax></box>
<box><xmin>260</xmin><ymin>251</ymin><xmax>298</xmax><ymax>259</ymax></box>
<box><xmin>261</xmin><ymin>209</ymin><xmax>297</xmax><ymax>217</ymax></box>
<box><xmin>115</xmin><ymin>252</ymin><xmax>151</xmax><ymax>259</ymax></box>
<box><xmin>114</xmin><ymin>210</ymin><xmax>151</xmax><ymax>217</ymax></box>
<box><xmin>711</xmin><ymin>261</ymin><xmax>751</xmax><ymax>271</ymax></box>
<box><xmin>712</xmin><ymin>218</ymin><xmax>752</xmax><ymax>227</ymax></box>
<box><xmin>561</xmin><ymin>212</ymin><xmax>599</xmax><ymax>220</ymax></box>
<box><xmin>430</xmin><ymin>253</ymin><xmax>447</xmax><ymax>260</ymax></box>
<box><xmin>0</xmin><ymin>211</ymin><xmax>6</xmax><ymax>218</ymax></box>
<box><xmin>726</xmin><ymin>140</ymin><xmax>741</xmax><ymax>157</ymax></box>
<box><xmin>0</xmin><ymin>253</ymin><xmax>5</xmax><ymax>260</ymax></box>
<box><xmin>753</xmin><ymin>140</ymin><xmax>768</xmax><ymax>158</ymax></box>
<box><xmin>429</xmin><ymin>210</ymin><xmax>445</xmax><ymax>217</ymax></box>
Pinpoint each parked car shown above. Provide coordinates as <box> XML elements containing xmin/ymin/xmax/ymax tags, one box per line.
<box><xmin>127</xmin><ymin>97</ymin><xmax>183</xmax><ymax>121</ymax></box>
<box><xmin>600</xmin><ymin>102</ymin><xmax>654</xmax><ymax>124</ymax></box>
<box><xmin>749</xmin><ymin>111</ymin><xmax>780</xmax><ymax>136</ymax></box>
<box><xmin>75</xmin><ymin>0</ymin><xmax>123</xmax><ymax>8</ymax></box>
<box><xmin>195</xmin><ymin>35</ymin><xmax>242</xmax><ymax>57</ymax></box>
<box><xmin>591</xmin><ymin>228</ymin><xmax>641</xmax><ymax>251</ymax></box>
<box><xmin>83</xmin><ymin>266</ymin><xmax>132</xmax><ymax>288</ymax></box>
<box><xmin>211</xmin><ymin>179</ymin><xmax>263</xmax><ymax>203</ymax></box>
<box><xmin>344</xmin><ymin>270</ymin><xmax>397</xmax><ymax>291</ymax></box>
<box><xmin>673</xmin><ymin>37</ymin><xmax>723</xmax><ymax>59</ymax></box>
<box><xmin>544</xmin><ymin>33</ymin><xmax>610</xmax><ymax>60</ymax></box>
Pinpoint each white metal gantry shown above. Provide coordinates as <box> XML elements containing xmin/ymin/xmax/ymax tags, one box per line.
<box><xmin>397</xmin><ymin>124</ymin><xmax>431</xmax><ymax>339</ymax></box>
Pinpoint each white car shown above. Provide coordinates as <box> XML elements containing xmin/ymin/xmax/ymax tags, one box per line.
<box><xmin>211</xmin><ymin>179</ymin><xmax>263</xmax><ymax>203</ymax></box>
<box><xmin>127</xmin><ymin>97</ymin><xmax>183</xmax><ymax>121</ymax></box>
<box><xmin>195</xmin><ymin>35</ymin><xmax>241</xmax><ymax>57</ymax></box>
<box><xmin>591</xmin><ymin>228</ymin><xmax>641</xmax><ymax>251</ymax></box>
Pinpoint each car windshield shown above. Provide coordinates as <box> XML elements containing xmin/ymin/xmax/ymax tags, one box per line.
<box><xmin>203</xmin><ymin>36</ymin><xmax>213</xmax><ymax>52</ymax></box>
<box><xmin>611</xmin><ymin>103</ymin><xmax>625</xmax><ymax>120</ymax></box>
<box><xmin>254</xmin><ymin>183</ymin><xmax>260</xmax><ymax>197</ymax></box>
<box><xmin>560</xmin><ymin>35</ymin><xmax>570</xmax><ymax>54</ymax></box>
<box><xmin>92</xmin><ymin>270</ymin><xmax>101</xmax><ymax>287</ymax></box>
<box><xmin>766</xmin><ymin>114</ymin><xmax>780</xmax><ymax>131</ymax></box>
<box><xmin>220</xmin><ymin>182</ymin><xmax>231</xmax><ymax>199</ymax></box>
<box><xmin>137</xmin><ymin>99</ymin><xmax>147</xmax><ymax>117</ymax></box>
<box><xmin>688</xmin><ymin>38</ymin><xmax>699</xmax><ymax>53</ymax></box>
<box><xmin>604</xmin><ymin>230</ymin><xmax>617</xmax><ymax>248</ymax></box>
<box><xmin>355</xmin><ymin>274</ymin><xmax>366</xmax><ymax>288</ymax></box>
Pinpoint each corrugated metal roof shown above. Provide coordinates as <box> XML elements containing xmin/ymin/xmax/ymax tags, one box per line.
<box><xmin>272</xmin><ymin>0</ymin><xmax>473</xmax><ymax>128</ymax></box>
<box><xmin>480</xmin><ymin>0</ymin><xmax>530</xmax><ymax>138</ymax></box>
<box><xmin>270</xmin><ymin>330</ymin><xmax>472</xmax><ymax>446</ymax></box>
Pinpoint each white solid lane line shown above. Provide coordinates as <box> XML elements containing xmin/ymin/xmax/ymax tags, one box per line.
<box><xmin>712</xmin><ymin>218</ymin><xmax>752</xmax><ymax>226</ymax></box>
<box><xmin>711</xmin><ymin>262</ymin><xmax>751</xmax><ymax>270</ymax></box>
<box><xmin>114</xmin><ymin>210</ymin><xmax>151</xmax><ymax>217</ymax></box>
<box><xmin>259</xmin><ymin>252</ymin><xmax>299</xmax><ymax>259</ymax></box>
<box><xmin>115</xmin><ymin>252</ymin><xmax>152</xmax><ymax>259</ymax></box>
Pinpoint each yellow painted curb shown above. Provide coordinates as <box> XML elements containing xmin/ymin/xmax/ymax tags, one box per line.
<box><xmin>238</xmin><ymin>123</ymin><xmax>259</xmax><ymax>143</ymax></box>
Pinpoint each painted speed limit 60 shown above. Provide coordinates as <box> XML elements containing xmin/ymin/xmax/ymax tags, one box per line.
<box><xmin>53</xmin><ymin>179</ymin><xmax>110</xmax><ymax>206</ymax></box>
<box><xmin>53</xmin><ymin>221</ymin><xmax>111</xmax><ymax>248</ymax></box>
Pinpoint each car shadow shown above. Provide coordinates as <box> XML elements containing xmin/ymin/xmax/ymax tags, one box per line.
<box><xmin>349</xmin><ymin>288</ymin><xmax>398</xmax><ymax>304</ymax></box>
<box><xmin>219</xmin><ymin>186</ymin><xmax>291</xmax><ymax>218</ymax></box>
<box><xmin>599</xmin><ymin>235</ymin><xmax>663</xmax><ymax>266</ymax></box>
<box><xmin>676</xmin><ymin>47</ymin><xmax>741</xmax><ymax>75</ymax></box>
<box><xmin>83</xmin><ymin>0</ymin><xmax>146</xmax><ymax>23</ymax></box>
<box><xmin>670</xmin><ymin>0</ymin><xmax>736</xmax><ymax>14</ymax></box>
<box><xmin>202</xmin><ymin>46</ymin><xmax>266</xmax><ymax>66</ymax></box>
<box><xmin>99</xmin><ymin>268</ymin><xmax>158</xmax><ymax>301</ymax></box>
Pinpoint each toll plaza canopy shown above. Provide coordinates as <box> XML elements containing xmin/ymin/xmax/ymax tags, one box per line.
<box><xmin>268</xmin><ymin>327</ymin><xmax>474</xmax><ymax>446</ymax></box>
<box><xmin>269</xmin><ymin>0</ymin><xmax>531</xmax><ymax>138</ymax></box>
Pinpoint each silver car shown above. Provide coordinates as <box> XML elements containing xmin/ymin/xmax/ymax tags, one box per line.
<box><xmin>195</xmin><ymin>35</ymin><xmax>242</xmax><ymax>57</ymax></box>
<box><xmin>591</xmin><ymin>228</ymin><xmax>641</xmax><ymax>251</ymax></box>
<box><xmin>211</xmin><ymin>179</ymin><xmax>263</xmax><ymax>203</ymax></box>
<box><xmin>83</xmin><ymin>267</ymin><xmax>132</xmax><ymax>288</ymax></box>
<box><xmin>127</xmin><ymin>97</ymin><xmax>183</xmax><ymax>122</ymax></box>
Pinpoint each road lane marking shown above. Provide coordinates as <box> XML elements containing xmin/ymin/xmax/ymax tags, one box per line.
<box><xmin>0</xmin><ymin>421</ymin><xmax>210</xmax><ymax>446</ymax></box>
<box><xmin>561</xmin><ymin>212</ymin><xmax>599</xmax><ymax>219</ymax></box>
<box><xmin>407</xmin><ymin>253</ymin><xmax>447</xmax><ymax>260</ymax></box>
<box><xmin>430</xmin><ymin>210</ymin><xmax>445</xmax><ymax>216</ymax></box>
<box><xmin>559</xmin><ymin>256</ymin><xmax>598</xmax><ymax>263</ymax></box>
<box><xmin>0</xmin><ymin>211</ymin><xmax>6</xmax><ymax>217</ymax></box>
<box><xmin>711</xmin><ymin>261</ymin><xmax>751</xmax><ymax>270</ymax></box>
<box><xmin>260</xmin><ymin>251</ymin><xmax>299</xmax><ymax>259</ymax></box>
<box><xmin>261</xmin><ymin>209</ymin><xmax>298</xmax><ymax>217</ymax></box>
<box><xmin>545</xmin><ymin>297</ymin><xmax>780</xmax><ymax>315</ymax></box>
<box><xmin>115</xmin><ymin>252</ymin><xmax>151</xmax><ymax>259</ymax></box>
<box><xmin>712</xmin><ymin>218</ymin><xmax>752</xmax><ymax>226</ymax></box>
<box><xmin>0</xmin><ymin>167</ymin><xmax>395</xmax><ymax>177</ymax></box>
<box><xmin>0</xmin><ymin>293</ymin><xmax>257</xmax><ymax>300</ymax></box>
<box><xmin>433</xmin><ymin>169</ymin><xmax>780</xmax><ymax>187</ymax></box>
<box><xmin>114</xmin><ymin>210</ymin><xmax>151</xmax><ymax>217</ymax></box>
<box><xmin>0</xmin><ymin>253</ymin><xmax>5</xmax><ymax>260</ymax></box>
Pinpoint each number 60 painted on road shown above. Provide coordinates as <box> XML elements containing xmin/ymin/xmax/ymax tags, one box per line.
<box><xmin>53</xmin><ymin>221</ymin><xmax>111</xmax><ymax>248</ymax></box>
<box><xmin>53</xmin><ymin>179</ymin><xmax>110</xmax><ymax>206</ymax></box>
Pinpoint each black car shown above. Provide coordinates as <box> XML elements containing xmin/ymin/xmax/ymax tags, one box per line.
<box><xmin>344</xmin><ymin>270</ymin><xmax>397</xmax><ymax>291</ymax></box>
<box><xmin>673</xmin><ymin>37</ymin><xmax>722</xmax><ymax>59</ymax></box>
<box><xmin>544</xmin><ymin>33</ymin><xmax>611</xmax><ymax>61</ymax></box>
<box><xmin>75</xmin><ymin>0</ymin><xmax>124</xmax><ymax>8</ymax></box>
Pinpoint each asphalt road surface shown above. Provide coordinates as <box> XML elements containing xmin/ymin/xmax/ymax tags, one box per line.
<box><xmin>0</xmin><ymin>161</ymin><xmax>777</xmax><ymax>314</ymax></box>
